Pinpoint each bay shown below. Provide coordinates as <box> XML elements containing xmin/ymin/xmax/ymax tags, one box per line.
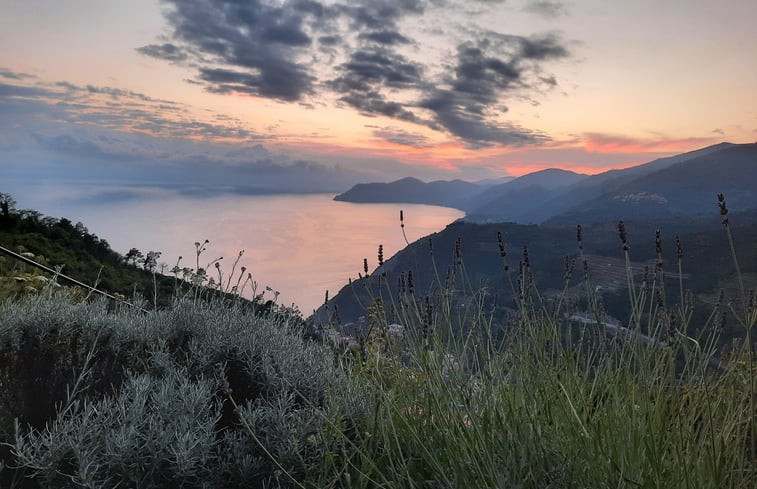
<box><xmin>11</xmin><ymin>184</ymin><xmax>463</xmax><ymax>313</ymax></box>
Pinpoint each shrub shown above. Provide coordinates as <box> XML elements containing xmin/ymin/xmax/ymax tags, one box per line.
<box><xmin>2</xmin><ymin>292</ymin><xmax>365</xmax><ymax>488</ymax></box>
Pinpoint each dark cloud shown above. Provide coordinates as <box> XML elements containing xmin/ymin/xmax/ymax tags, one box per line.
<box><xmin>358</xmin><ymin>29</ymin><xmax>411</xmax><ymax>45</ymax></box>
<box><xmin>519</xmin><ymin>34</ymin><xmax>569</xmax><ymax>60</ymax></box>
<box><xmin>137</xmin><ymin>0</ymin><xmax>335</xmax><ymax>102</ymax></box>
<box><xmin>55</xmin><ymin>81</ymin><xmax>79</xmax><ymax>91</ymax></box>
<box><xmin>328</xmin><ymin>47</ymin><xmax>426</xmax><ymax>122</ymax></box>
<box><xmin>372</xmin><ymin>127</ymin><xmax>432</xmax><ymax>148</ymax></box>
<box><xmin>138</xmin><ymin>0</ymin><xmax>571</xmax><ymax>147</ymax></box>
<box><xmin>334</xmin><ymin>49</ymin><xmax>424</xmax><ymax>91</ymax></box>
<box><xmin>341</xmin><ymin>91</ymin><xmax>421</xmax><ymax>123</ymax></box>
<box><xmin>0</xmin><ymin>78</ymin><xmax>259</xmax><ymax>142</ymax></box>
<box><xmin>338</xmin><ymin>0</ymin><xmax>426</xmax><ymax>30</ymax></box>
<box><xmin>524</xmin><ymin>1</ymin><xmax>568</xmax><ymax>19</ymax></box>
<box><xmin>418</xmin><ymin>36</ymin><xmax>566</xmax><ymax>146</ymax></box>
<box><xmin>0</xmin><ymin>83</ymin><xmax>54</xmax><ymax>98</ymax></box>
<box><xmin>421</xmin><ymin>91</ymin><xmax>546</xmax><ymax>147</ymax></box>
<box><xmin>0</xmin><ymin>68</ymin><xmax>37</xmax><ymax>80</ymax></box>
<box><xmin>2</xmin><ymin>86</ymin><xmax>368</xmax><ymax>192</ymax></box>
<box><xmin>199</xmin><ymin>66</ymin><xmax>313</xmax><ymax>101</ymax></box>
<box><xmin>136</xmin><ymin>43</ymin><xmax>188</xmax><ymax>62</ymax></box>
<box><xmin>83</xmin><ymin>84</ymin><xmax>180</xmax><ymax>104</ymax></box>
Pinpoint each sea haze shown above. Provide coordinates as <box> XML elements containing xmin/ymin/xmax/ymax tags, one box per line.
<box><xmin>11</xmin><ymin>183</ymin><xmax>463</xmax><ymax>313</ymax></box>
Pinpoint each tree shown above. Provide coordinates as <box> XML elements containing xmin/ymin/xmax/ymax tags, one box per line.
<box><xmin>142</xmin><ymin>250</ymin><xmax>162</xmax><ymax>272</ymax></box>
<box><xmin>0</xmin><ymin>192</ymin><xmax>17</xmax><ymax>228</ymax></box>
<box><xmin>125</xmin><ymin>248</ymin><xmax>143</xmax><ymax>266</ymax></box>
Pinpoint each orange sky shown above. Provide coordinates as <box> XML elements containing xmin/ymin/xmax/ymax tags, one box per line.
<box><xmin>1</xmin><ymin>0</ymin><xmax>755</xmax><ymax>182</ymax></box>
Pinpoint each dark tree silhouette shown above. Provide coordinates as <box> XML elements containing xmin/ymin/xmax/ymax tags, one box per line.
<box><xmin>0</xmin><ymin>193</ymin><xmax>17</xmax><ymax>229</ymax></box>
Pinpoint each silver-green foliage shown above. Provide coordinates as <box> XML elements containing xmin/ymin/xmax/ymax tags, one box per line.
<box><xmin>2</xmin><ymin>292</ymin><xmax>361</xmax><ymax>488</ymax></box>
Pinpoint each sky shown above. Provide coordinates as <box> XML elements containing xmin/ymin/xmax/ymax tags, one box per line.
<box><xmin>1</xmin><ymin>0</ymin><xmax>756</xmax><ymax>193</ymax></box>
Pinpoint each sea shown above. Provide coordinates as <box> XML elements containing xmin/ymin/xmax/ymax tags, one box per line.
<box><xmin>9</xmin><ymin>183</ymin><xmax>463</xmax><ymax>313</ymax></box>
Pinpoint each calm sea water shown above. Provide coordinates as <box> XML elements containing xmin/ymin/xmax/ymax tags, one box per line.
<box><xmin>13</xmin><ymin>185</ymin><xmax>463</xmax><ymax>313</ymax></box>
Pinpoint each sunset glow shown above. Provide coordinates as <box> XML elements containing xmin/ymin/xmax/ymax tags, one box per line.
<box><xmin>1</xmin><ymin>0</ymin><xmax>756</xmax><ymax>185</ymax></box>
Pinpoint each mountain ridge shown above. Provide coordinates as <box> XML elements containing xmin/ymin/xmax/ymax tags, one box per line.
<box><xmin>335</xmin><ymin>142</ymin><xmax>756</xmax><ymax>224</ymax></box>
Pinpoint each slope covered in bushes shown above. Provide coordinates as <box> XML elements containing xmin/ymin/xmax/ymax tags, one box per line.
<box><xmin>1</xmin><ymin>293</ymin><xmax>368</xmax><ymax>488</ymax></box>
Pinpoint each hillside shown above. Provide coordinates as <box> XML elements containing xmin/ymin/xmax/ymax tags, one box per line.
<box><xmin>333</xmin><ymin>142</ymin><xmax>757</xmax><ymax>225</ymax></box>
<box><xmin>465</xmin><ymin>168</ymin><xmax>588</xmax><ymax>222</ymax></box>
<box><xmin>318</xmin><ymin>205</ymin><xmax>757</xmax><ymax>348</ymax></box>
<box><xmin>333</xmin><ymin>177</ymin><xmax>484</xmax><ymax>209</ymax></box>
<box><xmin>0</xmin><ymin>196</ymin><xmax>261</xmax><ymax>310</ymax></box>
<box><xmin>545</xmin><ymin>143</ymin><xmax>757</xmax><ymax>225</ymax></box>
<box><xmin>472</xmin><ymin>142</ymin><xmax>755</xmax><ymax>223</ymax></box>
<box><xmin>1</xmin><ymin>194</ymin><xmax>754</xmax><ymax>489</ymax></box>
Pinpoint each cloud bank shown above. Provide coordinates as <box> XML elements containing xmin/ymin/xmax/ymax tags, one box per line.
<box><xmin>138</xmin><ymin>0</ymin><xmax>572</xmax><ymax>148</ymax></box>
<box><xmin>0</xmin><ymin>71</ymin><xmax>368</xmax><ymax>193</ymax></box>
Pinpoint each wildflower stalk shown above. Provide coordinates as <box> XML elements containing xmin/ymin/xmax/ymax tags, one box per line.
<box><xmin>618</xmin><ymin>221</ymin><xmax>640</xmax><ymax>328</ymax></box>
<box><xmin>717</xmin><ymin>193</ymin><xmax>755</xmax><ymax>463</ymax></box>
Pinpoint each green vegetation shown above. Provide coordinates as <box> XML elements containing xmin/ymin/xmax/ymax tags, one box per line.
<box><xmin>1</xmin><ymin>293</ymin><xmax>358</xmax><ymax>488</ymax></box>
<box><xmin>0</xmin><ymin>191</ymin><xmax>175</xmax><ymax>306</ymax></box>
<box><xmin>0</xmin><ymin>191</ymin><xmax>754</xmax><ymax>488</ymax></box>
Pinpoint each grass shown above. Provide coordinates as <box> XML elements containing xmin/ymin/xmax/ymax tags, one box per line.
<box><xmin>0</xmin><ymin>194</ymin><xmax>754</xmax><ymax>488</ymax></box>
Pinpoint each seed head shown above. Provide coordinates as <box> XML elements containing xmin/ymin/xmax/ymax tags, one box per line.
<box><xmin>655</xmin><ymin>229</ymin><xmax>662</xmax><ymax>255</ymax></box>
<box><xmin>618</xmin><ymin>220</ymin><xmax>629</xmax><ymax>251</ymax></box>
<box><xmin>717</xmin><ymin>193</ymin><xmax>729</xmax><ymax>225</ymax></box>
<box><xmin>667</xmin><ymin>311</ymin><xmax>678</xmax><ymax>338</ymax></box>
<box><xmin>522</xmin><ymin>245</ymin><xmax>530</xmax><ymax>268</ymax></box>
<box><xmin>400</xmin><ymin>209</ymin><xmax>404</xmax><ymax>228</ymax></box>
<box><xmin>675</xmin><ymin>236</ymin><xmax>683</xmax><ymax>260</ymax></box>
<box><xmin>655</xmin><ymin>289</ymin><xmax>665</xmax><ymax>309</ymax></box>
<box><xmin>407</xmin><ymin>270</ymin><xmax>414</xmax><ymax>294</ymax></box>
<box><xmin>363</xmin><ymin>258</ymin><xmax>369</xmax><ymax>276</ymax></box>
<box><xmin>378</xmin><ymin>244</ymin><xmax>384</xmax><ymax>267</ymax></box>
<box><xmin>564</xmin><ymin>256</ymin><xmax>575</xmax><ymax>281</ymax></box>
<box><xmin>497</xmin><ymin>231</ymin><xmax>506</xmax><ymax>257</ymax></box>
<box><xmin>715</xmin><ymin>309</ymin><xmax>727</xmax><ymax>330</ymax></box>
<box><xmin>423</xmin><ymin>295</ymin><xmax>433</xmax><ymax>349</ymax></box>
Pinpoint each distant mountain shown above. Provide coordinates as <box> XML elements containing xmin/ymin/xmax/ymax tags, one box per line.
<box><xmin>333</xmin><ymin>177</ymin><xmax>484</xmax><ymax>209</ymax></box>
<box><xmin>320</xmin><ymin>142</ymin><xmax>757</xmax><ymax>351</ymax></box>
<box><xmin>466</xmin><ymin>142</ymin><xmax>755</xmax><ymax>224</ymax></box>
<box><xmin>473</xmin><ymin>176</ymin><xmax>516</xmax><ymax>187</ymax></box>
<box><xmin>465</xmin><ymin>168</ymin><xmax>589</xmax><ymax>222</ymax></box>
<box><xmin>544</xmin><ymin>142</ymin><xmax>757</xmax><ymax>225</ymax></box>
<box><xmin>334</xmin><ymin>142</ymin><xmax>756</xmax><ymax>225</ymax></box>
<box><xmin>334</xmin><ymin>169</ymin><xmax>584</xmax><ymax>212</ymax></box>
<box><xmin>519</xmin><ymin>142</ymin><xmax>737</xmax><ymax>223</ymax></box>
